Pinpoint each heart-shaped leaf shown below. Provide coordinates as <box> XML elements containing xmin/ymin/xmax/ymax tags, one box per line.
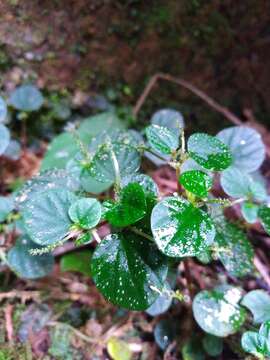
<box><xmin>151</xmin><ymin>108</ymin><xmax>184</xmax><ymax>133</ymax></box>
<box><xmin>89</xmin><ymin>142</ymin><xmax>140</xmax><ymax>183</ymax></box>
<box><xmin>146</xmin><ymin>124</ymin><xmax>179</xmax><ymax>155</ymax></box>
<box><xmin>217</xmin><ymin>126</ymin><xmax>265</xmax><ymax>173</ymax></box>
<box><xmin>241</xmin><ymin>202</ymin><xmax>259</xmax><ymax>224</ymax></box>
<box><xmin>179</xmin><ymin>170</ymin><xmax>213</xmax><ymax>198</ymax></box>
<box><xmin>193</xmin><ymin>285</ymin><xmax>246</xmax><ymax>337</ymax></box>
<box><xmin>68</xmin><ymin>198</ymin><xmax>101</xmax><ymax>229</ymax></box>
<box><xmin>105</xmin><ymin>183</ymin><xmax>147</xmax><ymax>227</ymax></box>
<box><xmin>258</xmin><ymin>206</ymin><xmax>270</xmax><ymax>235</ymax></box>
<box><xmin>242</xmin><ymin>290</ymin><xmax>270</xmax><ymax>324</ymax></box>
<box><xmin>0</xmin><ymin>124</ymin><xmax>10</xmax><ymax>155</ymax></box>
<box><xmin>214</xmin><ymin>221</ymin><xmax>254</xmax><ymax>277</ymax></box>
<box><xmin>22</xmin><ymin>188</ymin><xmax>77</xmax><ymax>245</ymax></box>
<box><xmin>0</xmin><ymin>96</ymin><xmax>7</xmax><ymax>123</ymax></box>
<box><xmin>7</xmin><ymin>236</ymin><xmax>54</xmax><ymax>279</ymax></box>
<box><xmin>151</xmin><ymin>196</ymin><xmax>215</xmax><ymax>257</ymax></box>
<box><xmin>187</xmin><ymin>133</ymin><xmax>232</xmax><ymax>171</ymax></box>
<box><xmin>9</xmin><ymin>85</ymin><xmax>44</xmax><ymax>111</ymax></box>
<box><xmin>91</xmin><ymin>231</ymin><xmax>168</xmax><ymax>310</ymax></box>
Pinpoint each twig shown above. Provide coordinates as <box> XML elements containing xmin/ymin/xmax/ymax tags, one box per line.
<box><xmin>48</xmin><ymin>321</ymin><xmax>96</xmax><ymax>344</ymax></box>
<box><xmin>4</xmin><ymin>304</ymin><xmax>14</xmax><ymax>343</ymax></box>
<box><xmin>0</xmin><ymin>290</ymin><xmax>41</xmax><ymax>303</ymax></box>
<box><xmin>254</xmin><ymin>255</ymin><xmax>270</xmax><ymax>289</ymax></box>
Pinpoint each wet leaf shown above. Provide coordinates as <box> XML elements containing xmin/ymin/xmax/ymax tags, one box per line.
<box><xmin>68</xmin><ymin>198</ymin><xmax>101</xmax><ymax>229</ymax></box>
<box><xmin>187</xmin><ymin>133</ymin><xmax>232</xmax><ymax>171</ymax></box>
<box><xmin>151</xmin><ymin>108</ymin><xmax>184</xmax><ymax>134</ymax></box>
<box><xmin>0</xmin><ymin>96</ymin><xmax>7</xmax><ymax>123</ymax></box>
<box><xmin>107</xmin><ymin>337</ymin><xmax>132</xmax><ymax>360</ymax></box>
<box><xmin>241</xmin><ymin>202</ymin><xmax>259</xmax><ymax>224</ymax></box>
<box><xmin>146</xmin><ymin>282</ymin><xmax>172</xmax><ymax>316</ymax></box>
<box><xmin>105</xmin><ymin>183</ymin><xmax>147</xmax><ymax>227</ymax></box>
<box><xmin>217</xmin><ymin>126</ymin><xmax>265</xmax><ymax>173</ymax></box>
<box><xmin>22</xmin><ymin>188</ymin><xmax>76</xmax><ymax>245</ymax></box>
<box><xmin>242</xmin><ymin>290</ymin><xmax>270</xmax><ymax>324</ymax></box>
<box><xmin>258</xmin><ymin>206</ymin><xmax>270</xmax><ymax>235</ymax></box>
<box><xmin>9</xmin><ymin>84</ymin><xmax>43</xmax><ymax>111</ymax></box>
<box><xmin>241</xmin><ymin>331</ymin><xmax>262</xmax><ymax>358</ymax></box>
<box><xmin>193</xmin><ymin>285</ymin><xmax>246</xmax><ymax>337</ymax></box>
<box><xmin>91</xmin><ymin>231</ymin><xmax>168</xmax><ymax>310</ymax></box>
<box><xmin>0</xmin><ymin>124</ymin><xmax>10</xmax><ymax>155</ymax></box>
<box><xmin>60</xmin><ymin>250</ymin><xmax>92</xmax><ymax>276</ymax></box>
<box><xmin>7</xmin><ymin>236</ymin><xmax>54</xmax><ymax>279</ymax></box>
<box><xmin>146</xmin><ymin>124</ymin><xmax>179</xmax><ymax>155</ymax></box>
<box><xmin>80</xmin><ymin>167</ymin><xmax>112</xmax><ymax>194</ymax></box>
<box><xmin>214</xmin><ymin>221</ymin><xmax>254</xmax><ymax>277</ymax></box>
<box><xmin>151</xmin><ymin>196</ymin><xmax>215</xmax><ymax>257</ymax></box>
<box><xmin>179</xmin><ymin>170</ymin><xmax>213</xmax><ymax>198</ymax></box>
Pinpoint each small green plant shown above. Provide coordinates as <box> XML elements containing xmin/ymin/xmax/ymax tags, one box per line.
<box><xmin>1</xmin><ymin>97</ymin><xmax>270</xmax><ymax>357</ymax></box>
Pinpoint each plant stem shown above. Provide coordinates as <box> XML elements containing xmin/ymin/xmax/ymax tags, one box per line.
<box><xmin>110</xmin><ymin>147</ymin><xmax>121</xmax><ymax>195</ymax></box>
<box><xmin>129</xmin><ymin>226</ymin><xmax>154</xmax><ymax>242</ymax></box>
<box><xmin>92</xmin><ymin>229</ymin><xmax>101</xmax><ymax>243</ymax></box>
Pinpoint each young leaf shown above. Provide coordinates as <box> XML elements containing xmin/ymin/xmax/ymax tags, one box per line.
<box><xmin>241</xmin><ymin>290</ymin><xmax>270</xmax><ymax>324</ymax></box>
<box><xmin>241</xmin><ymin>331</ymin><xmax>262</xmax><ymax>358</ymax></box>
<box><xmin>68</xmin><ymin>198</ymin><xmax>101</xmax><ymax>229</ymax></box>
<box><xmin>60</xmin><ymin>250</ymin><xmax>92</xmax><ymax>276</ymax></box>
<box><xmin>151</xmin><ymin>196</ymin><xmax>215</xmax><ymax>257</ymax></box>
<box><xmin>9</xmin><ymin>84</ymin><xmax>44</xmax><ymax>111</ymax></box>
<box><xmin>0</xmin><ymin>96</ymin><xmax>7</xmax><ymax>123</ymax></box>
<box><xmin>151</xmin><ymin>108</ymin><xmax>184</xmax><ymax>134</ymax></box>
<box><xmin>89</xmin><ymin>143</ymin><xmax>140</xmax><ymax>183</ymax></box>
<box><xmin>241</xmin><ymin>202</ymin><xmax>259</xmax><ymax>224</ymax></box>
<box><xmin>214</xmin><ymin>221</ymin><xmax>254</xmax><ymax>277</ymax></box>
<box><xmin>22</xmin><ymin>188</ymin><xmax>77</xmax><ymax>246</ymax></box>
<box><xmin>107</xmin><ymin>337</ymin><xmax>132</xmax><ymax>360</ymax></box>
<box><xmin>179</xmin><ymin>170</ymin><xmax>213</xmax><ymax>198</ymax></box>
<box><xmin>192</xmin><ymin>286</ymin><xmax>246</xmax><ymax>337</ymax></box>
<box><xmin>217</xmin><ymin>126</ymin><xmax>265</xmax><ymax>173</ymax></box>
<box><xmin>7</xmin><ymin>236</ymin><xmax>54</xmax><ymax>279</ymax></box>
<box><xmin>145</xmin><ymin>124</ymin><xmax>179</xmax><ymax>155</ymax></box>
<box><xmin>187</xmin><ymin>133</ymin><xmax>232</xmax><ymax>171</ymax></box>
<box><xmin>202</xmin><ymin>335</ymin><xmax>223</xmax><ymax>356</ymax></box>
<box><xmin>0</xmin><ymin>124</ymin><xmax>10</xmax><ymax>155</ymax></box>
<box><xmin>258</xmin><ymin>206</ymin><xmax>270</xmax><ymax>235</ymax></box>
<box><xmin>91</xmin><ymin>231</ymin><xmax>168</xmax><ymax>310</ymax></box>
<box><xmin>105</xmin><ymin>183</ymin><xmax>147</xmax><ymax>227</ymax></box>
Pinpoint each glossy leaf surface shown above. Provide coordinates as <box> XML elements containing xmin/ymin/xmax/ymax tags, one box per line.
<box><xmin>241</xmin><ymin>202</ymin><xmax>259</xmax><ymax>224</ymax></box>
<box><xmin>9</xmin><ymin>85</ymin><xmax>43</xmax><ymax>111</ymax></box>
<box><xmin>68</xmin><ymin>198</ymin><xmax>101</xmax><ymax>229</ymax></box>
<box><xmin>91</xmin><ymin>232</ymin><xmax>168</xmax><ymax>310</ymax></box>
<box><xmin>179</xmin><ymin>170</ymin><xmax>213</xmax><ymax>198</ymax></box>
<box><xmin>242</xmin><ymin>290</ymin><xmax>270</xmax><ymax>324</ymax></box>
<box><xmin>151</xmin><ymin>108</ymin><xmax>184</xmax><ymax>133</ymax></box>
<box><xmin>146</xmin><ymin>124</ymin><xmax>179</xmax><ymax>155</ymax></box>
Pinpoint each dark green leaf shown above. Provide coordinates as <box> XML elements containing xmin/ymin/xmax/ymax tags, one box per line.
<box><xmin>154</xmin><ymin>319</ymin><xmax>176</xmax><ymax>350</ymax></box>
<box><xmin>146</xmin><ymin>124</ymin><xmax>179</xmax><ymax>155</ymax></box>
<box><xmin>258</xmin><ymin>206</ymin><xmax>270</xmax><ymax>235</ymax></box>
<box><xmin>0</xmin><ymin>124</ymin><xmax>10</xmax><ymax>155</ymax></box>
<box><xmin>7</xmin><ymin>236</ymin><xmax>54</xmax><ymax>279</ymax></box>
<box><xmin>188</xmin><ymin>133</ymin><xmax>232</xmax><ymax>171</ymax></box>
<box><xmin>217</xmin><ymin>126</ymin><xmax>265</xmax><ymax>173</ymax></box>
<box><xmin>151</xmin><ymin>196</ymin><xmax>215</xmax><ymax>257</ymax></box>
<box><xmin>192</xmin><ymin>285</ymin><xmax>246</xmax><ymax>337</ymax></box>
<box><xmin>60</xmin><ymin>250</ymin><xmax>92</xmax><ymax>276</ymax></box>
<box><xmin>242</xmin><ymin>290</ymin><xmax>270</xmax><ymax>324</ymax></box>
<box><xmin>105</xmin><ymin>183</ymin><xmax>147</xmax><ymax>227</ymax></box>
<box><xmin>179</xmin><ymin>170</ymin><xmax>213</xmax><ymax>198</ymax></box>
<box><xmin>182</xmin><ymin>337</ymin><xmax>205</xmax><ymax>360</ymax></box>
<box><xmin>202</xmin><ymin>335</ymin><xmax>223</xmax><ymax>356</ymax></box>
<box><xmin>91</xmin><ymin>231</ymin><xmax>168</xmax><ymax>310</ymax></box>
<box><xmin>215</xmin><ymin>221</ymin><xmax>254</xmax><ymax>277</ymax></box>
<box><xmin>9</xmin><ymin>85</ymin><xmax>43</xmax><ymax>111</ymax></box>
<box><xmin>22</xmin><ymin>188</ymin><xmax>76</xmax><ymax>245</ymax></box>
<box><xmin>146</xmin><ymin>282</ymin><xmax>172</xmax><ymax>316</ymax></box>
<box><xmin>68</xmin><ymin>198</ymin><xmax>101</xmax><ymax>229</ymax></box>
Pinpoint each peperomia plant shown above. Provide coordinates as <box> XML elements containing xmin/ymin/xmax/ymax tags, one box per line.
<box><xmin>2</xmin><ymin>105</ymin><xmax>270</xmax><ymax>357</ymax></box>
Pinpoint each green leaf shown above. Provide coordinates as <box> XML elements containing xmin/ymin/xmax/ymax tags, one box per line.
<box><xmin>151</xmin><ymin>108</ymin><xmax>184</xmax><ymax>134</ymax></box>
<box><xmin>151</xmin><ymin>196</ymin><xmax>215</xmax><ymax>257</ymax></box>
<box><xmin>241</xmin><ymin>202</ymin><xmax>259</xmax><ymax>224</ymax></box>
<box><xmin>80</xmin><ymin>167</ymin><xmax>112</xmax><ymax>194</ymax></box>
<box><xmin>146</xmin><ymin>124</ymin><xmax>179</xmax><ymax>155</ymax></box>
<box><xmin>7</xmin><ymin>236</ymin><xmax>54</xmax><ymax>279</ymax></box>
<box><xmin>221</xmin><ymin>167</ymin><xmax>267</xmax><ymax>201</ymax></box>
<box><xmin>146</xmin><ymin>282</ymin><xmax>172</xmax><ymax>316</ymax></box>
<box><xmin>89</xmin><ymin>142</ymin><xmax>140</xmax><ymax>183</ymax></box>
<box><xmin>202</xmin><ymin>335</ymin><xmax>223</xmax><ymax>356</ymax></box>
<box><xmin>182</xmin><ymin>337</ymin><xmax>205</xmax><ymax>360</ymax></box>
<box><xmin>105</xmin><ymin>183</ymin><xmax>147</xmax><ymax>227</ymax></box>
<box><xmin>192</xmin><ymin>285</ymin><xmax>246</xmax><ymax>337</ymax></box>
<box><xmin>241</xmin><ymin>290</ymin><xmax>270</xmax><ymax>324</ymax></box>
<box><xmin>107</xmin><ymin>337</ymin><xmax>132</xmax><ymax>360</ymax></box>
<box><xmin>9</xmin><ymin>85</ymin><xmax>43</xmax><ymax>111</ymax></box>
<box><xmin>0</xmin><ymin>96</ymin><xmax>7</xmax><ymax>123</ymax></box>
<box><xmin>258</xmin><ymin>206</ymin><xmax>270</xmax><ymax>235</ymax></box>
<box><xmin>22</xmin><ymin>188</ymin><xmax>76</xmax><ymax>245</ymax></box>
<box><xmin>214</xmin><ymin>221</ymin><xmax>254</xmax><ymax>277</ymax></box>
<box><xmin>154</xmin><ymin>319</ymin><xmax>176</xmax><ymax>350</ymax></box>
<box><xmin>91</xmin><ymin>231</ymin><xmax>168</xmax><ymax>310</ymax></box>
<box><xmin>0</xmin><ymin>196</ymin><xmax>14</xmax><ymax>222</ymax></box>
<box><xmin>181</xmin><ymin>158</ymin><xmax>213</xmax><ymax>178</ymax></box>
<box><xmin>68</xmin><ymin>198</ymin><xmax>101</xmax><ymax>229</ymax></box>
<box><xmin>179</xmin><ymin>170</ymin><xmax>213</xmax><ymax>198</ymax></box>
<box><xmin>241</xmin><ymin>331</ymin><xmax>262</xmax><ymax>357</ymax></box>
<box><xmin>0</xmin><ymin>124</ymin><xmax>10</xmax><ymax>155</ymax></box>
<box><xmin>187</xmin><ymin>133</ymin><xmax>232</xmax><ymax>171</ymax></box>
<box><xmin>60</xmin><ymin>250</ymin><xmax>92</xmax><ymax>276</ymax></box>
<box><xmin>217</xmin><ymin>126</ymin><xmax>265</xmax><ymax>173</ymax></box>
<box><xmin>4</xmin><ymin>139</ymin><xmax>21</xmax><ymax>160</ymax></box>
